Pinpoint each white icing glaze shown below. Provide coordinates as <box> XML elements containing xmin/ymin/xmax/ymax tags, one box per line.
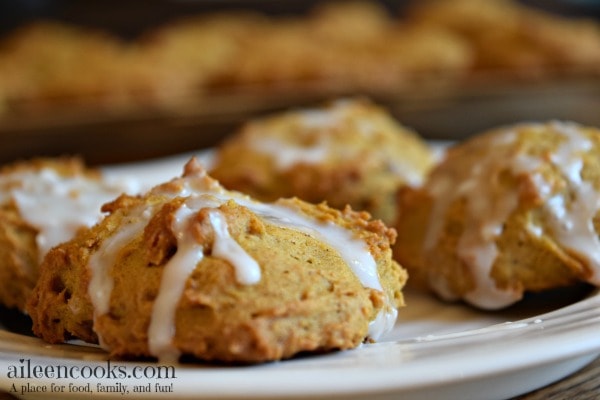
<box><xmin>148</xmin><ymin>203</ymin><xmax>205</xmax><ymax>363</ymax></box>
<box><xmin>300</xmin><ymin>109</ymin><xmax>341</xmax><ymax>128</ymax></box>
<box><xmin>88</xmin><ymin>213</ymin><xmax>150</xmax><ymax>316</ymax></box>
<box><xmin>368</xmin><ymin>306</ymin><xmax>398</xmax><ymax>340</ymax></box>
<box><xmin>298</xmin><ymin>99</ymin><xmax>354</xmax><ymax>128</ymax></box>
<box><xmin>208</xmin><ymin>210</ymin><xmax>261</xmax><ymax>285</ymax></box>
<box><xmin>248</xmin><ymin>100</ymin><xmax>359</xmax><ymax>171</ymax></box>
<box><xmin>424</xmin><ymin>122</ymin><xmax>600</xmax><ymax>308</ymax></box>
<box><xmin>426</xmin><ymin>148</ymin><xmax>523</xmax><ymax>309</ymax></box>
<box><xmin>251</xmin><ymin>136</ymin><xmax>330</xmax><ymax>170</ymax></box>
<box><xmin>388</xmin><ymin>161</ymin><xmax>424</xmax><ymax>187</ymax></box>
<box><xmin>0</xmin><ymin>168</ymin><xmax>131</xmax><ymax>259</ymax></box>
<box><xmin>526</xmin><ymin>222</ymin><xmax>544</xmax><ymax>237</ymax></box>
<box><xmin>87</xmin><ymin>209</ymin><xmax>152</xmax><ymax>349</ymax></box>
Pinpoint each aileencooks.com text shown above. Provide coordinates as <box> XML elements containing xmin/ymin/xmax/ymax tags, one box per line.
<box><xmin>6</xmin><ymin>358</ymin><xmax>176</xmax><ymax>380</ymax></box>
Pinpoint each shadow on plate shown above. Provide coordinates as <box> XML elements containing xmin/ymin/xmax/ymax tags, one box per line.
<box><xmin>0</xmin><ymin>306</ymin><xmax>34</xmax><ymax>337</ymax></box>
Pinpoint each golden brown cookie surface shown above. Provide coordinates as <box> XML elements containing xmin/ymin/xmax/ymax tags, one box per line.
<box><xmin>28</xmin><ymin>159</ymin><xmax>406</xmax><ymax>363</ymax></box>
<box><xmin>395</xmin><ymin>122</ymin><xmax>600</xmax><ymax>309</ymax></box>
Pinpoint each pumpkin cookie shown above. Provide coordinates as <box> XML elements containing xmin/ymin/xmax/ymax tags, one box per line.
<box><xmin>28</xmin><ymin>159</ymin><xmax>406</xmax><ymax>363</ymax></box>
<box><xmin>395</xmin><ymin>121</ymin><xmax>600</xmax><ymax>309</ymax></box>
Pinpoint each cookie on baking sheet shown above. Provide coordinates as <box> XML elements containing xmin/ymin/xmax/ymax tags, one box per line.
<box><xmin>394</xmin><ymin>121</ymin><xmax>600</xmax><ymax>309</ymax></box>
<box><xmin>211</xmin><ymin>98</ymin><xmax>434</xmax><ymax>226</ymax></box>
<box><xmin>407</xmin><ymin>0</ymin><xmax>600</xmax><ymax>75</ymax></box>
<box><xmin>27</xmin><ymin>158</ymin><xmax>407</xmax><ymax>363</ymax></box>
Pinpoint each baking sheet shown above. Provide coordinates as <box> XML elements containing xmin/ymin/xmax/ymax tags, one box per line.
<box><xmin>1</xmin><ymin>78</ymin><xmax>598</xmax><ymax>165</ymax></box>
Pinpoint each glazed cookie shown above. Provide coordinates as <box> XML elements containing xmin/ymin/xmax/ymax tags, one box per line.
<box><xmin>395</xmin><ymin>121</ymin><xmax>600</xmax><ymax>309</ymax></box>
<box><xmin>27</xmin><ymin>159</ymin><xmax>407</xmax><ymax>363</ymax></box>
<box><xmin>211</xmin><ymin>98</ymin><xmax>434</xmax><ymax>225</ymax></box>
<box><xmin>0</xmin><ymin>158</ymin><xmax>133</xmax><ymax>311</ymax></box>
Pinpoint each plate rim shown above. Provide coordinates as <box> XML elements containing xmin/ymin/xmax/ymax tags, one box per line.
<box><xmin>1</xmin><ymin>289</ymin><xmax>599</xmax><ymax>399</ymax></box>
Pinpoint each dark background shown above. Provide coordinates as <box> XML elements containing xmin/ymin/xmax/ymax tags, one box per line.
<box><xmin>1</xmin><ymin>0</ymin><xmax>600</xmax><ymax>39</ymax></box>
<box><xmin>0</xmin><ymin>0</ymin><xmax>599</xmax><ymax>165</ymax></box>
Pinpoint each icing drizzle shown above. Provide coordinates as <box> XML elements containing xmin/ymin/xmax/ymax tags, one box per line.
<box><xmin>424</xmin><ymin>122</ymin><xmax>600</xmax><ymax>308</ymax></box>
<box><xmin>246</xmin><ymin>99</ymin><xmax>423</xmax><ymax>186</ymax></box>
<box><xmin>147</xmin><ymin>203</ymin><xmax>206</xmax><ymax>362</ymax></box>
<box><xmin>87</xmin><ymin>161</ymin><xmax>392</xmax><ymax>361</ymax></box>
<box><xmin>0</xmin><ymin>167</ymin><xmax>134</xmax><ymax>260</ymax></box>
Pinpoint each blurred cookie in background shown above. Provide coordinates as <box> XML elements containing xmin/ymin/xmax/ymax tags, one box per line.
<box><xmin>211</xmin><ymin>98</ymin><xmax>434</xmax><ymax>225</ymax></box>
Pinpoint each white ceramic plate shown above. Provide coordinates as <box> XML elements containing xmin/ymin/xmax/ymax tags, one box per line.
<box><xmin>1</xmin><ymin>153</ymin><xmax>600</xmax><ymax>400</ymax></box>
<box><xmin>0</xmin><ymin>287</ymin><xmax>599</xmax><ymax>400</ymax></box>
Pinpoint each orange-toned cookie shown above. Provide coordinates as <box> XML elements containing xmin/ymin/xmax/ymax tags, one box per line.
<box><xmin>395</xmin><ymin>122</ymin><xmax>600</xmax><ymax>309</ymax></box>
<box><xmin>211</xmin><ymin>98</ymin><xmax>434</xmax><ymax>225</ymax></box>
<box><xmin>28</xmin><ymin>159</ymin><xmax>406</xmax><ymax>363</ymax></box>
